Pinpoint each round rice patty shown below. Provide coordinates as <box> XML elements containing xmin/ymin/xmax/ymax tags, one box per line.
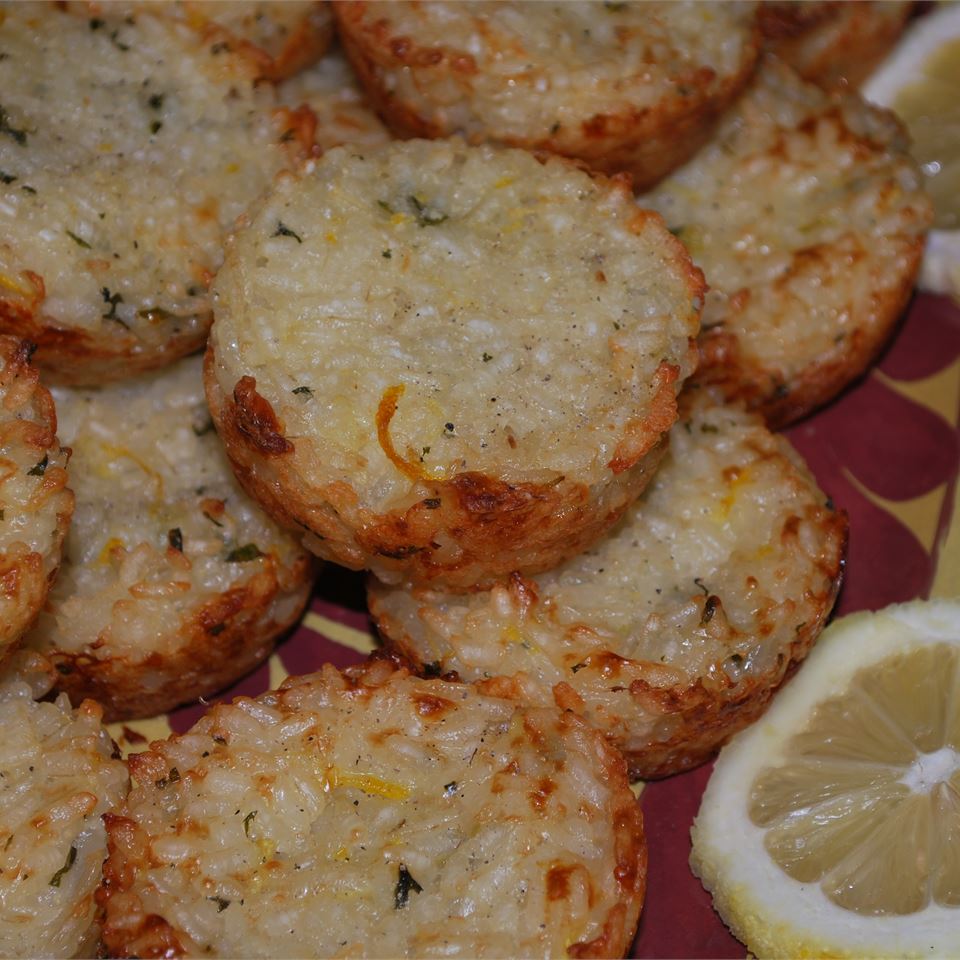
<box><xmin>97</xmin><ymin>659</ymin><xmax>646</xmax><ymax>959</ymax></box>
<box><xmin>277</xmin><ymin>43</ymin><xmax>391</xmax><ymax>153</ymax></box>
<box><xmin>23</xmin><ymin>355</ymin><xmax>313</xmax><ymax>723</ymax></box>
<box><xmin>639</xmin><ymin>57</ymin><xmax>931</xmax><ymax>427</ymax></box>
<box><xmin>0</xmin><ymin>336</ymin><xmax>73</xmax><ymax>667</ymax></box>
<box><xmin>369</xmin><ymin>391</ymin><xmax>847</xmax><ymax>780</ymax></box>
<box><xmin>0</xmin><ymin>3</ymin><xmax>303</xmax><ymax>385</ymax></box>
<box><xmin>0</xmin><ymin>653</ymin><xmax>128</xmax><ymax>959</ymax></box>
<box><xmin>333</xmin><ymin>1</ymin><xmax>760</xmax><ymax>190</ymax></box>
<box><xmin>758</xmin><ymin>1</ymin><xmax>912</xmax><ymax>90</ymax></box>
<box><xmin>206</xmin><ymin>138</ymin><xmax>702</xmax><ymax>590</ymax></box>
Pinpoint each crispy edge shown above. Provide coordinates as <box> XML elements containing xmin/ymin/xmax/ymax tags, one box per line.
<box><xmin>49</xmin><ymin>553</ymin><xmax>313</xmax><ymax>722</ymax></box>
<box><xmin>206</xmin><ymin>345</ymin><xmax>680</xmax><ymax>591</ymax></box>
<box><xmin>370</xmin><ymin>493</ymin><xmax>849</xmax><ymax>781</ymax></box>
<box><xmin>695</xmin><ymin>233</ymin><xmax>926</xmax><ymax>429</ymax></box>
<box><xmin>0</xmin><ymin>336</ymin><xmax>74</xmax><ymax>665</ymax></box>
<box><xmin>334</xmin><ymin>1</ymin><xmax>761</xmax><ymax>190</ymax></box>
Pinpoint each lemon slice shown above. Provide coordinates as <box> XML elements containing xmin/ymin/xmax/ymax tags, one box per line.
<box><xmin>863</xmin><ymin>4</ymin><xmax>960</xmax><ymax>299</ymax></box>
<box><xmin>691</xmin><ymin>599</ymin><xmax>960</xmax><ymax>959</ymax></box>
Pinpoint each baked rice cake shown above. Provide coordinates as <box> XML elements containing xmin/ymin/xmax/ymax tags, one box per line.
<box><xmin>334</xmin><ymin>0</ymin><xmax>760</xmax><ymax>190</ymax></box>
<box><xmin>0</xmin><ymin>3</ymin><xmax>306</xmax><ymax>384</ymax></box>
<box><xmin>24</xmin><ymin>354</ymin><xmax>313</xmax><ymax>722</ymax></box>
<box><xmin>0</xmin><ymin>649</ymin><xmax>128</xmax><ymax>958</ymax></box>
<box><xmin>640</xmin><ymin>57</ymin><xmax>931</xmax><ymax>427</ymax></box>
<box><xmin>98</xmin><ymin>659</ymin><xmax>646</xmax><ymax>958</ymax></box>
<box><xmin>369</xmin><ymin>390</ymin><xmax>847</xmax><ymax>780</ymax></box>
<box><xmin>206</xmin><ymin>138</ymin><xmax>703</xmax><ymax>590</ymax></box>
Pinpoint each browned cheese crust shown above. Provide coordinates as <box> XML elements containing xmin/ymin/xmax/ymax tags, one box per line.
<box><xmin>369</xmin><ymin>392</ymin><xmax>848</xmax><ymax>779</ymax></box>
<box><xmin>640</xmin><ymin>58</ymin><xmax>932</xmax><ymax>428</ymax></box>
<box><xmin>759</xmin><ymin>0</ymin><xmax>913</xmax><ymax>89</ymax></box>
<box><xmin>135</xmin><ymin>1</ymin><xmax>335</xmax><ymax>82</ymax></box>
<box><xmin>0</xmin><ymin>337</ymin><xmax>73</xmax><ymax>667</ymax></box>
<box><xmin>206</xmin><ymin>139</ymin><xmax>702</xmax><ymax>590</ymax></box>
<box><xmin>98</xmin><ymin>659</ymin><xmax>646</xmax><ymax>958</ymax></box>
<box><xmin>333</xmin><ymin>1</ymin><xmax>760</xmax><ymax>190</ymax></box>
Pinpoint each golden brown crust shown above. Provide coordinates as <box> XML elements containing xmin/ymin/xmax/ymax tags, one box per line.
<box><xmin>369</xmin><ymin>395</ymin><xmax>849</xmax><ymax>779</ymax></box>
<box><xmin>0</xmin><ymin>293</ymin><xmax>210</xmax><ymax>387</ymax></box>
<box><xmin>334</xmin><ymin>0</ymin><xmax>761</xmax><ymax>190</ymax></box>
<box><xmin>46</xmin><ymin>554</ymin><xmax>312</xmax><ymax>722</ymax></box>
<box><xmin>0</xmin><ymin>336</ymin><xmax>73</xmax><ymax>664</ymax></box>
<box><xmin>207</xmin><ymin>347</ymin><xmax>672</xmax><ymax>591</ymax></box>
<box><xmin>760</xmin><ymin>0</ymin><xmax>913</xmax><ymax>89</ymax></box>
<box><xmin>181</xmin><ymin>1</ymin><xmax>334</xmax><ymax>82</ymax></box>
<box><xmin>696</xmin><ymin>236</ymin><xmax>923</xmax><ymax>429</ymax></box>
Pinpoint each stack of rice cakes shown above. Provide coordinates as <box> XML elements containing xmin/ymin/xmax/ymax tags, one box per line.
<box><xmin>0</xmin><ymin>1</ymin><xmax>934</xmax><ymax>957</ymax></box>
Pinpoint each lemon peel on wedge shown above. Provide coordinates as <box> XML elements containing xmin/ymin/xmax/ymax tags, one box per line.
<box><xmin>863</xmin><ymin>4</ymin><xmax>960</xmax><ymax>300</ymax></box>
<box><xmin>691</xmin><ymin>598</ymin><xmax>960</xmax><ymax>959</ymax></box>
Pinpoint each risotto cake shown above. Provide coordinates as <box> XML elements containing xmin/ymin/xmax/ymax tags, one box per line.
<box><xmin>369</xmin><ymin>391</ymin><xmax>847</xmax><ymax>780</ymax></box>
<box><xmin>0</xmin><ymin>650</ymin><xmax>128</xmax><ymax>959</ymax></box>
<box><xmin>206</xmin><ymin>139</ymin><xmax>702</xmax><ymax>591</ymax></box>
<box><xmin>97</xmin><ymin>659</ymin><xmax>646</xmax><ymax>959</ymax></box>
<box><xmin>334</xmin><ymin>0</ymin><xmax>760</xmax><ymax>190</ymax></box>
<box><xmin>640</xmin><ymin>58</ymin><xmax>931</xmax><ymax>427</ymax></box>
<box><xmin>24</xmin><ymin>355</ymin><xmax>313</xmax><ymax>722</ymax></box>
<box><xmin>0</xmin><ymin>336</ymin><xmax>72</xmax><ymax>667</ymax></box>
<box><xmin>0</xmin><ymin>3</ymin><xmax>305</xmax><ymax>384</ymax></box>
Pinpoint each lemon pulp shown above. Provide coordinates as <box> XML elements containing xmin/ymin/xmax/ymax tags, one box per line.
<box><xmin>748</xmin><ymin>643</ymin><xmax>960</xmax><ymax>916</ymax></box>
<box><xmin>892</xmin><ymin>38</ymin><xmax>960</xmax><ymax>230</ymax></box>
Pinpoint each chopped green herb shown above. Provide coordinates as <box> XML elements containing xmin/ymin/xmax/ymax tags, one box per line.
<box><xmin>0</xmin><ymin>106</ymin><xmax>27</xmax><ymax>146</ymax></box>
<box><xmin>279</xmin><ymin>127</ymin><xmax>296</xmax><ymax>143</ymax></box>
<box><xmin>89</xmin><ymin>17</ymin><xmax>104</xmax><ymax>30</ymax></box>
<box><xmin>700</xmin><ymin>423</ymin><xmax>718</xmax><ymax>434</ymax></box>
<box><xmin>168</xmin><ymin>528</ymin><xmax>183</xmax><ymax>552</ymax></box>
<box><xmin>382</xmin><ymin>249</ymin><xmax>392</xmax><ymax>259</ymax></box>
<box><xmin>208</xmin><ymin>896</ymin><xmax>231</xmax><ymax>912</ymax></box>
<box><xmin>49</xmin><ymin>846</ymin><xmax>77</xmax><ymax>887</ymax></box>
<box><xmin>226</xmin><ymin>544</ymin><xmax>264</xmax><ymax>563</ymax></box>
<box><xmin>150</xmin><ymin>120</ymin><xmax>163</xmax><ymax>135</ymax></box>
<box><xmin>108</xmin><ymin>29</ymin><xmax>130</xmax><ymax>51</ymax></box>
<box><xmin>668</xmin><ymin>226</ymin><xmax>685</xmax><ymax>238</ymax></box>
<box><xmin>603</xmin><ymin>2</ymin><xmax>628</xmax><ymax>10</ymax></box>
<box><xmin>571</xmin><ymin>662</ymin><xmax>586</xmax><ymax>674</ymax></box>
<box><xmin>147</xmin><ymin>93</ymin><xmax>165</xmax><ymax>110</ymax></box>
<box><xmin>482</xmin><ymin>352</ymin><xmax>493</xmax><ymax>362</ymax></box>
<box><xmin>292</xmin><ymin>386</ymin><xmax>313</xmax><ymax>397</ymax></box>
<box><xmin>422</xmin><ymin>498</ymin><xmax>441</xmax><ymax>510</ymax></box>
<box><xmin>243</xmin><ymin>810</ymin><xmax>257</xmax><ymax>837</ymax></box>
<box><xmin>443</xmin><ymin>422</ymin><xmax>455</xmax><ymax>437</ymax></box>
<box><xmin>407</xmin><ymin>195</ymin><xmax>448</xmax><ymax>227</ymax></box>
<box><xmin>0</xmin><ymin>172</ymin><xmax>15</xmax><ymax>185</ymax></box>
<box><xmin>27</xmin><ymin>455</ymin><xmax>48</xmax><ymax>477</ymax></box>
<box><xmin>273</xmin><ymin>221</ymin><xmax>302</xmax><ymax>243</ymax></box>
<box><xmin>66</xmin><ymin>230</ymin><xmax>91</xmax><ymax>249</ymax></box>
<box><xmin>377</xmin><ymin>199</ymin><xmax>394</xmax><ymax>214</ymax></box>
<box><xmin>203</xmin><ymin>510</ymin><xmax>223</xmax><ymax>528</ymax></box>
<box><xmin>394</xmin><ymin>864</ymin><xmax>423</xmax><ymax>909</ymax></box>
<box><xmin>0</xmin><ymin>509</ymin><xmax>4</xmax><ymax>521</ymax></box>
<box><xmin>549</xmin><ymin>121</ymin><xmax>561</xmax><ymax>135</ymax></box>
<box><xmin>20</xmin><ymin>185</ymin><xmax>35</xmax><ymax>195</ymax></box>
<box><xmin>101</xmin><ymin>287</ymin><xmax>124</xmax><ymax>320</ymax></box>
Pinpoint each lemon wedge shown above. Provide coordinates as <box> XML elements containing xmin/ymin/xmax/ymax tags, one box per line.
<box><xmin>863</xmin><ymin>4</ymin><xmax>960</xmax><ymax>300</ymax></box>
<box><xmin>690</xmin><ymin>599</ymin><xmax>960</xmax><ymax>959</ymax></box>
